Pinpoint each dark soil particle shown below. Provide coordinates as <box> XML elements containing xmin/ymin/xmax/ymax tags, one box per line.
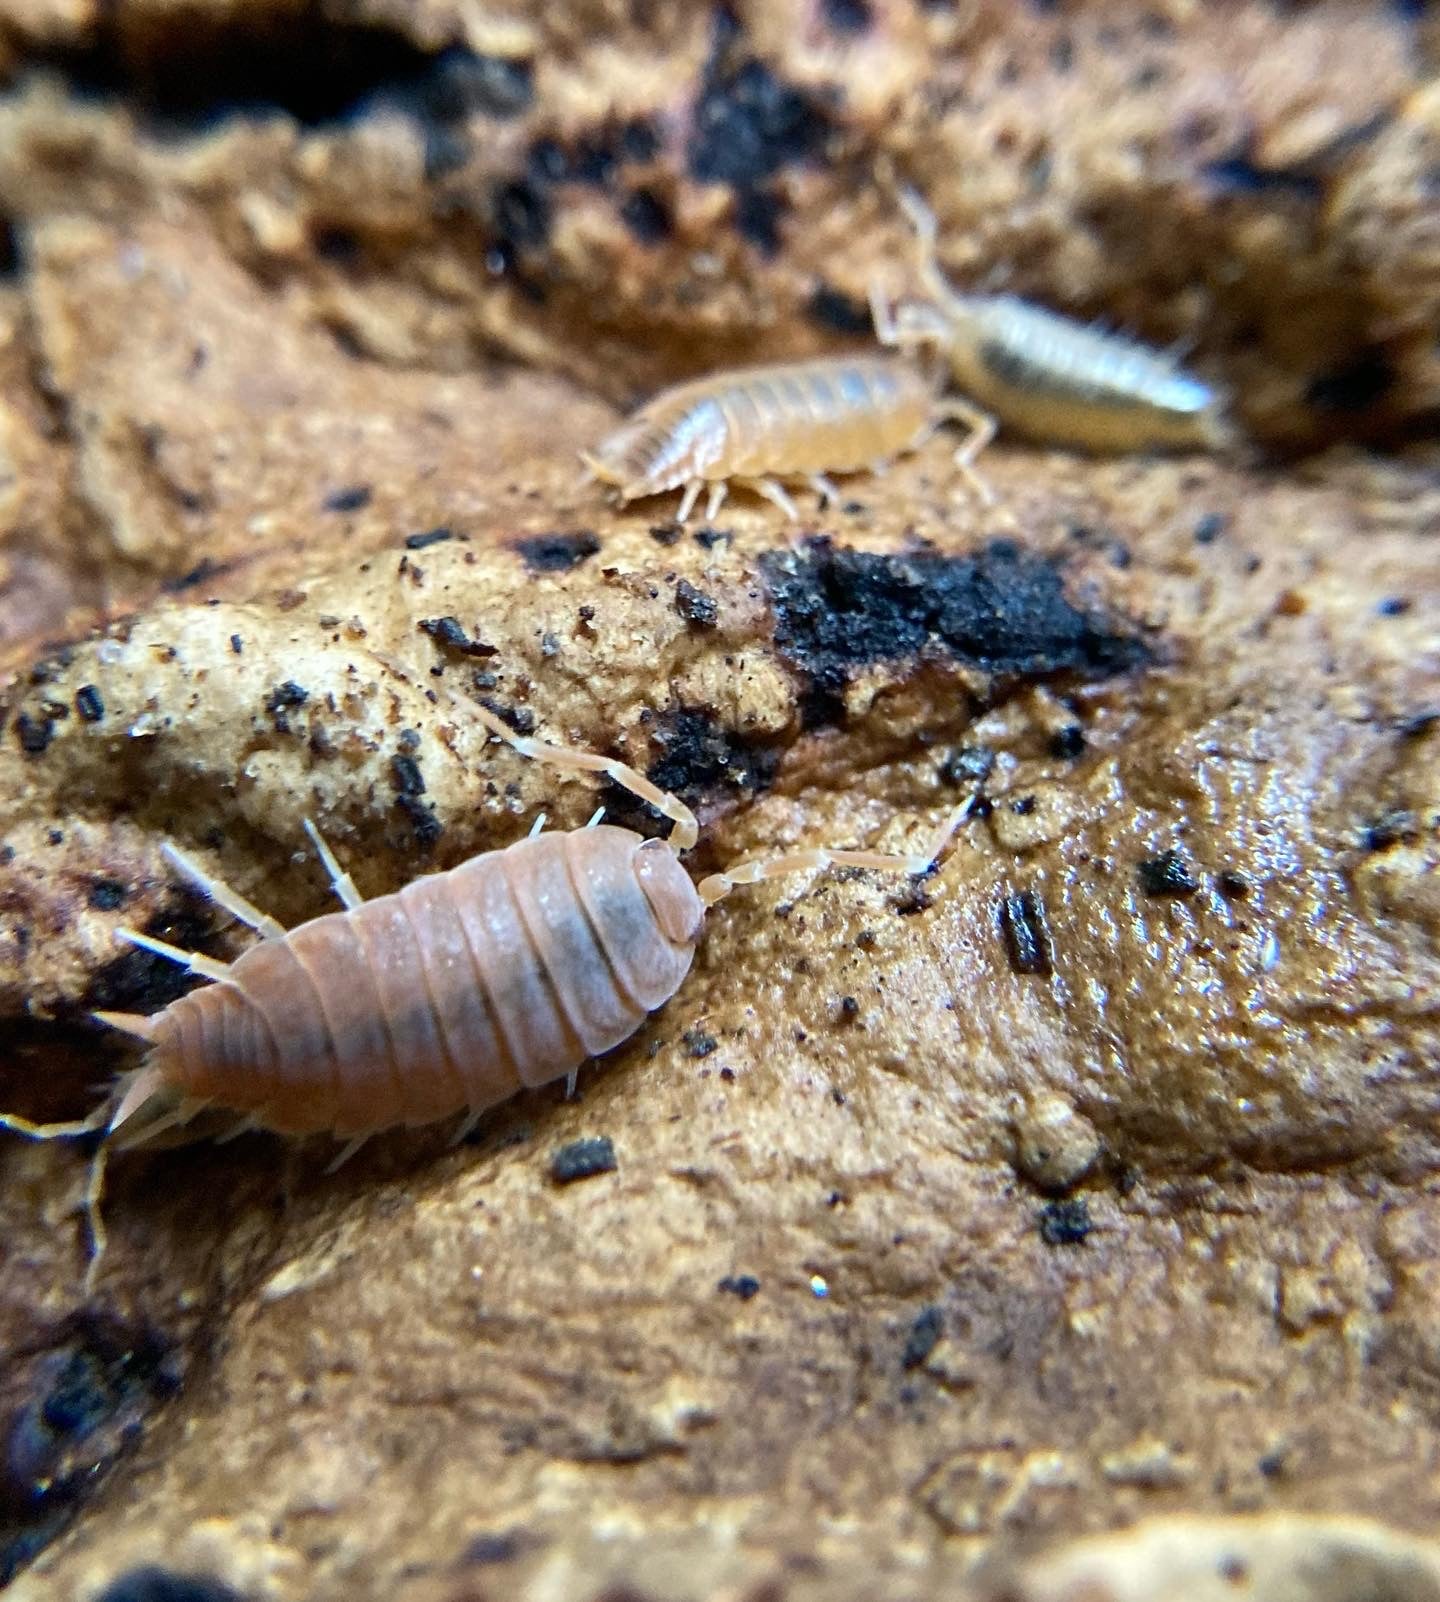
<box><xmin>390</xmin><ymin>754</ymin><xmax>426</xmax><ymax>796</ymax></box>
<box><xmin>264</xmin><ymin>681</ymin><xmax>308</xmax><ymax>712</ymax></box>
<box><xmin>733</xmin><ymin>186</ymin><xmax>784</xmax><ymax>255</ymax></box>
<box><xmin>405</xmin><ymin>527</ymin><xmax>454</xmax><ymax>550</ymax></box>
<box><xmin>1193</xmin><ymin>512</ymin><xmax>1227</xmax><ymax>544</ymax></box>
<box><xmin>674</xmin><ymin>579</ymin><xmax>719</xmax><ymax>627</ymax></box>
<box><xmin>1038</xmin><ymin>1197</ymin><xmax>1092</xmax><ymax>1246</ymax></box>
<box><xmin>603</xmin><ymin>707</ymin><xmax>777</xmax><ymax>831</ymax></box>
<box><xmin>893</xmin><ymin>883</ymin><xmax>935</xmax><ymax>916</ymax></box>
<box><xmin>901</xmin><ymin>1305</ymin><xmax>944</xmax><ymax>1369</ymax></box>
<box><xmin>417</xmin><ymin>49</ymin><xmax>533</xmax><ymax>122</ymax></box>
<box><xmin>646</xmin><ymin>710</ymin><xmax>778</xmax><ymax>804</ymax></box>
<box><xmin>683</xmin><ymin>1028</ymin><xmax>718</xmax><ymax>1058</ymax></box>
<box><xmin>1362</xmin><ymin>809</ymin><xmax>1418</xmax><ymax>851</ymax></box>
<box><xmin>1216</xmin><ymin>870</ymin><xmax>1250</xmax><ymax>899</ymax></box>
<box><xmin>807</xmin><ymin>283</ymin><xmax>873</xmax><ymax>334</ymax></box>
<box><xmin>513</xmin><ymin>531</ymin><xmax>602</xmax><ymax>573</ymax></box>
<box><xmin>74</xmin><ymin>685</ymin><xmax>105</xmax><ymax>723</ymax></box>
<box><xmin>14</xmin><ymin>713</ymin><xmax>54</xmax><ymax>755</ymax></box>
<box><xmin>263</xmin><ymin>680</ymin><xmax>309</xmax><ymax>734</ymax></box>
<box><xmin>1305</xmin><ymin>347</ymin><xmax>1396</xmax><ymax>414</ymax></box>
<box><xmin>322</xmin><ymin>483</ymin><xmax>371</xmax><ymax>514</ymax></box>
<box><xmin>396</xmin><ymin>794</ymin><xmax>442</xmax><ymax>848</ymax></box>
<box><xmin>162</xmin><ymin>558</ymin><xmax>227</xmax><ymax>594</ymax></box>
<box><xmin>822</xmin><ymin>0</ymin><xmax>874</xmax><ymax>34</ymax></box>
<box><xmin>491</xmin><ymin>177</ymin><xmax>551</xmax><ymax>252</ymax></box>
<box><xmin>687</xmin><ymin>57</ymin><xmax>832</xmax><ymax>189</ymax></box>
<box><xmin>942</xmin><ymin>746</ymin><xmax>996</xmax><ymax>788</ymax></box>
<box><xmin>620</xmin><ymin>187</ymin><xmax>673</xmax><ymax>244</ymax></box>
<box><xmin>463</xmin><ymin>1531</ymin><xmax>526</xmax><ymax>1565</ymax></box>
<box><xmin>761</xmin><ymin>539</ymin><xmax>1146</xmax><ymax>726</ymax></box>
<box><xmin>88</xmin><ymin>879</ymin><xmax>128</xmax><ymax>911</ymax></box>
<box><xmin>477</xmin><ymin>697</ymin><xmax>535</xmax><ymax>736</ymax></box>
<box><xmin>91</xmin><ymin>1569</ymin><xmax>243</xmax><ymax>1602</ymax></box>
<box><xmin>1049</xmin><ymin>724</ymin><xmax>1086</xmax><ymax>759</ymax></box>
<box><xmin>419</xmin><ymin>615</ymin><xmax>499</xmax><ymax>657</ymax></box>
<box><xmin>1000</xmin><ymin>891</ymin><xmax>1054</xmax><ymax>976</ymax></box>
<box><xmin>1137</xmin><ymin>848</ymin><xmax>1199</xmax><ymax>897</ymax></box>
<box><xmin>0</xmin><ymin>1317</ymin><xmax>181</xmax><ymax>1584</ymax></box>
<box><xmin>717</xmin><ymin>1274</ymin><xmax>761</xmax><ymax>1299</ymax></box>
<box><xmin>551</xmin><ymin>1136</ymin><xmax>618</xmax><ymax>1184</ymax></box>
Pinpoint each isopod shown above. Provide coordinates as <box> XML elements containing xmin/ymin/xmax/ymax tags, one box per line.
<box><xmin>871</xmin><ymin>189</ymin><xmax>1230</xmax><ymax>454</ymax></box>
<box><xmin>580</xmin><ymin>353</ymin><xmax>996</xmax><ymax>523</ymax></box>
<box><xmin>0</xmin><ymin>702</ymin><xmax>975</xmax><ymax>1287</ymax></box>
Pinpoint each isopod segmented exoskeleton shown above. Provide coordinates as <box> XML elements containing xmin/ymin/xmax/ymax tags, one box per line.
<box><xmin>580</xmin><ymin>353</ymin><xmax>997</xmax><ymax>523</ymax></box>
<box><xmin>871</xmin><ymin>188</ymin><xmax>1231</xmax><ymax>454</ymax></box>
<box><xmin>1</xmin><ymin>702</ymin><xmax>976</xmax><ymax>1287</ymax></box>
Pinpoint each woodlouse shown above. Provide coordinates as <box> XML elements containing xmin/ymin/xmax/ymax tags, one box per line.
<box><xmin>1</xmin><ymin>703</ymin><xmax>975</xmax><ymax>1286</ymax></box>
<box><xmin>872</xmin><ymin>189</ymin><xmax>1231</xmax><ymax>454</ymax></box>
<box><xmin>580</xmin><ymin>354</ymin><xmax>996</xmax><ymax>523</ymax></box>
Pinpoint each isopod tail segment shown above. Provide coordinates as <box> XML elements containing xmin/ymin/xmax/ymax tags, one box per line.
<box><xmin>0</xmin><ymin>822</ymin><xmax>371</xmax><ymax>1290</ymax></box>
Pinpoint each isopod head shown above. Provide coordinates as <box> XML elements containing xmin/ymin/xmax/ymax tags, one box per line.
<box><xmin>634</xmin><ymin>837</ymin><xmax>706</xmax><ymax>946</ymax></box>
<box><xmin>580</xmin><ymin>393</ymin><xmax>727</xmax><ymax>501</ymax></box>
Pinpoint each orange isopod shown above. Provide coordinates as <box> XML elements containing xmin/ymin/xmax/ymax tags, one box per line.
<box><xmin>580</xmin><ymin>354</ymin><xmax>995</xmax><ymax>523</ymax></box>
<box><xmin>1</xmin><ymin>703</ymin><xmax>974</xmax><ymax>1285</ymax></box>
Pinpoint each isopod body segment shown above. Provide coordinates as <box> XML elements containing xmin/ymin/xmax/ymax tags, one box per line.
<box><xmin>582</xmin><ymin>355</ymin><xmax>994</xmax><ymax>522</ymax></box>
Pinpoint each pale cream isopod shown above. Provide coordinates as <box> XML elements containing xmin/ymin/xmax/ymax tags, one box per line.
<box><xmin>871</xmin><ymin>188</ymin><xmax>1232</xmax><ymax>454</ymax></box>
<box><xmin>581</xmin><ymin>353</ymin><xmax>997</xmax><ymax>523</ymax></box>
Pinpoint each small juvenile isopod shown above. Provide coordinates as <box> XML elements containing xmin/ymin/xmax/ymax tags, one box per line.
<box><xmin>871</xmin><ymin>189</ymin><xmax>1231</xmax><ymax>454</ymax></box>
<box><xmin>0</xmin><ymin>703</ymin><xmax>975</xmax><ymax>1286</ymax></box>
<box><xmin>580</xmin><ymin>353</ymin><xmax>997</xmax><ymax>523</ymax></box>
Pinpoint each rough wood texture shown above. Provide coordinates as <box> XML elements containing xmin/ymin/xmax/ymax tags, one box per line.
<box><xmin>0</xmin><ymin>3</ymin><xmax>1437</xmax><ymax>1600</ymax></box>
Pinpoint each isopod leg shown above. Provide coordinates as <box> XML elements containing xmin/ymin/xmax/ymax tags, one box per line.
<box><xmin>676</xmin><ymin>480</ymin><xmax>705</xmax><ymax>524</ymax></box>
<box><xmin>0</xmin><ymin>1105</ymin><xmax>110</xmax><ymax>1142</ymax></box>
<box><xmin>81</xmin><ymin>1142</ymin><xmax>110</xmax><ymax>1293</ymax></box>
<box><xmin>115</xmin><ymin>928</ymin><xmax>231</xmax><ymax>984</ymax></box>
<box><xmin>565</xmin><ymin>1070</ymin><xmax>579</xmax><ymax>1099</ymax></box>
<box><xmin>326</xmin><ymin>1134</ymin><xmax>368</xmax><ymax>1174</ymax></box>
<box><xmin>705</xmin><ymin>481</ymin><xmax>728</xmax><ymax>522</ymax></box>
<box><xmin>697</xmin><ymin>796</ymin><xmax>977</xmax><ymax>907</ymax></box>
<box><xmin>740</xmin><ymin>477</ymin><xmax>801</xmax><ymax>522</ymax></box>
<box><xmin>449</xmin><ymin>1109</ymin><xmax>484</xmax><ymax>1147</ymax></box>
<box><xmin>937</xmin><ymin>397</ymin><xmax>998</xmax><ymax>506</ymax></box>
<box><xmin>808</xmin><ymin>473</ymin><xmax>840</xmax><ymax>507</ymax></box>
<box><xmin>0</xmin><ymin>1103</ymin><xmax>113</xmax><ymax>1290</ymax></box>
<box><xmin>471</xmin><ymin>703</ymin><xmax>700</xmax><ymax>851</ymax></box>
<box><xmin>303</xmin><ymin>818</ymin><xmax>364</xmax><ymax>911</ymax></box>
<box><xmin>160</xmin><ymin>843</ymin><xmax>286</xmax><ymax>939</ymax></box>
<box><xmin>528</xmin><ymin>812</ymin><xmax>548</xmax><ymax>838</ymax></box>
